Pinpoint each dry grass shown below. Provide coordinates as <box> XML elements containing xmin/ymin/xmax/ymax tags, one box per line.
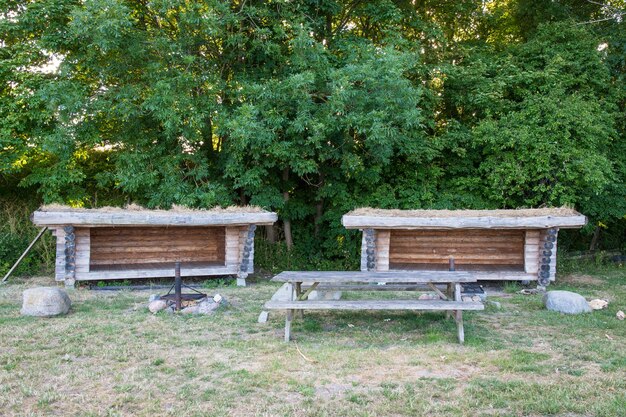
<box><xmin>346</xmin><ymin>207</ymin><xmax>582</xmax><ymax>218</ymax></box>
<box><xmin>38</xmin><ymin>204</ymin><xmax>269</xmax><ymax>214</ymax></box>
<box><xmin>0</xmin><ymin>269</ymin><xmax>624</xmax><ymax>417</ymax></box>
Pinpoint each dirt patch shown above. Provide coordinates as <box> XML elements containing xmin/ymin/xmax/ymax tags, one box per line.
<box><xmin>562</xmin><ymin>274</ymin><xmax>605</xmax><ymax>285</ymax></box>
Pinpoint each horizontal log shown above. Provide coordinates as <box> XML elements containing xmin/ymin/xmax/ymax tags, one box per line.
<box><xmin>33</xmin><ymin>210</ymin><xmax>278</xmax><ymax>227</ymax></box>
<box><xmin>271</xmin><ymin>270</ymin><xmax>477</xmax><ymax>284</ymax></box>
<box><xmin>343</xmin><ymin>214</ymin><xmax>587</xmax><ymax>229</ymax></box>
<box><xmin>264</xmin><ymin>300</ymin><xmax>484</xmax><ymax>311</ymax></box>
<box><xmin>389</xmin><ymin>238</ymin><xmax>524</xmax><ymax>246</ymax></box>
<box><xmin>389</xmin><ymin>258</ymin><xmax>524</xmax><ymax>266</ymax></box>
<box><xmin>90</xmin><ymin>246</ymin><xmax>223</xmax><ymax>254</ymax></box>
<box><xmin>89</xmin><ymin>254</ymin><xmax>223</xmax><ymax>265</ymax></box>
<box><xmin>75</xmin><ymin>265</ymin><xmax>238</xmax><ymax>280</ymax></box>
<box><xmin>386</xmin><ymin>267</ymin><xmax>537</xmax><ymax>281</ymax></box>
<box><xmin>90</xmin><ymin>234</ymin><xmax>224</xmax><ymax>244</ymax></box>
<box><xmin>390</xmin><ymin>242</ymin><xmax>524</xmax><ymax>253</ymax></box>
<box><xmin>90</xmin><ymin>226</ymin><xmax>225</xmax><ymax>236</ymax></box>
<box><xmin>391</xmin><ymin>230</ymin><xmax>523</xmax><ymax>238</ymax></box>
<box><xmin>389</xmin><ymin>252</ymin><xmax>523</xmax><ymax>260</ymax></box>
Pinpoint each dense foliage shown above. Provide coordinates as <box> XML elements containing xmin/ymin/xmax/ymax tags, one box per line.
<box><xmin>1</xmin><ymin>0</ymin><xmax>625</xmax><ymax>271</ymax></box>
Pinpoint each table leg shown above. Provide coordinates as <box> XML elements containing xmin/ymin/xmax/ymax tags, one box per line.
<box><xmin>455</xmin><ymin>310</ymin><xmax>464</xmax><ymax>344</ymax></box>
<box><xmin>453</xmin><ymin>283</ymin><xmax>464</xmax><ymax>343</ymax></box>
<box><xmin>295</xmin><ymin>282</ymin><xmax>304</xmax><ymax>319</ymax></box>
<box><xmin>285</xmin><ymin>309</ymin><xmax>294</xmax><ymax>342</ymax></box>
<box><xmin>446</xmin><ymin>283</ymin><xmax>453</xmax><ymax>319</ymax></box>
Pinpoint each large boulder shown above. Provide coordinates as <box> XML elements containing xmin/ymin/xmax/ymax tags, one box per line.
<box><xmin>21</xmin><ymin>287</ymin><xmax>71</xmax><ymax>317</ymax></box>
<box><xmin>543</xmin><ymin>290</ymin><xmax>592</xmax><ymax>314</ymax></box>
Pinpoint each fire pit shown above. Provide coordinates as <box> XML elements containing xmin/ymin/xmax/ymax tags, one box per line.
<box><xmin>160</xmin><ymin>262</ymin><xmax>207</xmax><ymax>311</ymax></box>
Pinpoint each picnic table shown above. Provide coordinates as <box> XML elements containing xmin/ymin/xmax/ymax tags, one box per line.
<box><xmin>264</xmin><ymin>270</ymin><xmax>484</xmax><ymax>344</ymax></box>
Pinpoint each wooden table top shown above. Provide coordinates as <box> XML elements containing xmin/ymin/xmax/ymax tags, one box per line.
<box><xmin>271</xmin><ymin>270</ymin><xmax>477</xmax><ymax>284</ymax></box>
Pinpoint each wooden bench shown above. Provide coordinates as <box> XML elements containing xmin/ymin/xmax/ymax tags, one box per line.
<box><xmin>264</xmin><ymin>271</ymin><xmax>484</xmax><ymax>344</ymax></box>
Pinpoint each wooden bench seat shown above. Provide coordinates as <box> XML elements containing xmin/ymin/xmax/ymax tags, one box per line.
<box><xmin>265</xmin><ymin>300</ymin><xmax>484</xmax><ymax>311</ymax></box>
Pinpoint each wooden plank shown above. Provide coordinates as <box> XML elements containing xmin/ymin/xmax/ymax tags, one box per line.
<box><xmin>55</xmin><ymin>228</ymin><xmax>65</xmax><ymax>281</ymax></box>
<box><xmin>524</xmin><ymin>230</ymin><xmax>540</xmax><ymax>274</ymax></box>
<box><xmin>390</xmin><ymin>240</ymin><xmax>525</xmax><ymax>249</ymax></box>
<box><xmin>302</xmin><ymin>284</ymin><xmax>435</xmax><ymax>291</ymax></box>
<box><xmin>89</xmin><ymin>226</ymin><xmax>226</xmax><ymax>267</ymax></box>
<box><xmin>87</xmin><ymin>231</ymin><xmax>226</xmax><ymax>240</ymax></box>
<box><xmin>77</xmin><ymin>265</ymin><xmax>238</xmax><ymax>280</ymax></box>
<box><xmin>32</xmin><ymin>210</ymin><xmax>278</xmax><ymax>227</ymax></box>
<box><xmin>428</xmin><ymin>283</ymin><xmax>448</xmax><ymax>300</ymax></box>
<box><xmin>360</xmin><ymin>231</ymin><xmax>368</xmax><ymax>271</ymax></box>
<box><xmin>89</xmin><ymin>246</ymin><xmax>223</xmax><ymax>254</ymax></box>
<box><xmin>271</xmin><ymin>270</ymin><xmax>477</xmax><ymax>284</ymax></box>
<box><xmin>390</xmin><ymin>233</ymin><xmax>525</xmax><ymax>240</ymax></box>
<box><xmin>390</xmin><ymin>246</ymin><xmax>525</xmax><ymax>254</ymax></box>
<box><xmin>342</xmin><ymin>214</ymin><xmax>587</xmax><ymax>229</ymax></box>
<box><xmin>389</xmin><ymin>229</ymin><xmax>525</xmax><ymax>267</ymax></box>
<box><xmin>387</xmin><ymin>267</ymin><xmax>536</xmax><ymax>281</ymax></box>
<box><xmin>224</xmin><ymin>227</ymin><xmax>241</xmax><ymax>267</ymax></box>
<box><xmin>264</xmin><ymin>300</ymin><xmax>484</xmax><ymax>311</ymax></box>
<box><xmin>376</xmin><ymin>230</ymin><xmax>390</xmax><ymax>271</ymax></box>
<box><xmin>89</xmin><ymin>255</ymin><xmax>222</xmax><ymax>265</ymax></box>
<box><xmin>91</xmin><ymin>236</ymin><xmax>224</xmax><ymax>249</ymax></box>
<box><xmin>389</xmin><ymin>254</ymin><xmax>524</xmax><ymax>262</ymax></box>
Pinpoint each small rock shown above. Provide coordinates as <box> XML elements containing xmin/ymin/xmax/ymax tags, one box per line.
<box><xmin>213</xmin><ymin>294</ymin><xmax>223</xmax><ymax>303</ymax></box>
<box><xmin>308</xmin><ymin>290</ymin><xmax>342</xmax><ymax>301</ymax></box>
<box><xmin>148</xmin><ymin>300</ymin><xmax>167</xmax><ymax>314</ymax></box>
<box><xmin>181</xmin><ymin>305</ymin><xmax>200</xmax><ymax>314</ymax></box>
<box><xmin>419</xmin><ymin>293</ymin><xmax>438</xmax><ymax>300</ymax></box>
<box><xmin>197</xmin><ymin>300</ymin><xmax>219</xmax><ymax>314</ymax></box>
<box><xmin>487</xmin><ymin>300</ymin><xmax>502</xmax><ymax>309</ymax></box>
<box><xmin>588</xmin><ymin>299</ymin><xmax>608</xmax><ymax>310</ymax></box>
<box><xmin>258</xmin><ymin>311</ymin><xmax>269</xmax><ymax>323</ymax></box>
<box><xmin>471</xmin><ymin>295</ymin><xmax>481</xmax><ymax>302</ymax></box>
<box><xmin>271</xmin><ymin>283</ymin><xmax>293</xmax><ymax>301</ymax></box>
<box><xmin>543</xmin><ymin>291</ymin><xmax>592</xmax><ymax>314</ymax></box>
<box><xmin>617</xmin><ymin>310</ymin><xmax>625</xmax><ymax>320</ymax></box>
<box><xmin>461</xmin><ymin>296</ymin><xmax>473</xmax><ymax>302</ymax></box>
<box><xmin>21</xmin><ymin>287</ymin><xmax>71</xmax><ymax>317</ymax></box>
<box><xmin>148</xmin><ymin>294</ymin><xmax>160</xmax><ymax>303</ymax></box>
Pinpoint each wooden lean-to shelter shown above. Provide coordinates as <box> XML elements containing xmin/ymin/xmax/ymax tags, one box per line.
<box><xmin>32</xmin><ymin>206</ymin><xmax>277</xmax><ymax>287</ymax></box>
<box><xmin>342</xmin><ymin>208</ymin><xmax>587</xmax><ymax>287</ymax></box>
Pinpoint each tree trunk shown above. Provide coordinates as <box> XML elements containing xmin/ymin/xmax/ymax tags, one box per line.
<box><xmin>314</xmin><ymin>200</ymin><xmax>323</xmax><ymax>237</ymax></box>
<box><xmin>589</xmin><ymin>225</ymin><xmax>601</xmax><ymax>251</ymax></box>
<box><xmin>265</xmin><ymin>225</ymin><xmax>276</xmax><ymax>243</ymax></box>
<box><xmin>282</xmin><ymin>168</ymin><xmax>293</xmax><ymax>250</ymax></box>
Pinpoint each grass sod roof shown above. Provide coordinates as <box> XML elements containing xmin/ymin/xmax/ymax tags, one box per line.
<box><xmin>342</xmin><ymin>207</ymin><xmax>587</xmax><ymax>229</ymax></box>
<box><xmin>32</xmin><ymin>204</ymin><xmax>277</xmax><ymax>227</ymax></box>
<box><xmin>38</xmin><ymin>203</ymin><xmax>268</xmax><ymax>214</ymax></box>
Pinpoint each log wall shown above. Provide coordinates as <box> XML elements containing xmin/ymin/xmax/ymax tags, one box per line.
<box><xmin>88</xmin><ymin>226</ymin><xmax>226</xmax><ymax>268</ymax></box>
<box><xmin>388</xmin><ymin>229</ymin><xmax>525</xmax><ymax>269</ymax></box>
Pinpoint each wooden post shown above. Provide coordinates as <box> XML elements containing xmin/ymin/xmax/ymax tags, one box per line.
<box><xmin>285</xmin><ymin>282</ymin><xmax>294</xmax><ymax>342</ymax></box>
<box><xmin>285</xmin><ymin>309</ymin><xmax>294</xmax><ymax>342</ymax></box>
<box><xmin>64</xmin><ymin>226</ymin><xmax>76</xmax><ymax>288</ymax></box>
<box><xmin>454</xmin><ymin>283</ymin><xmax>464</xmax><ymax>344</ymax></box>
<box><xmin>237</xmin><ymin>224</ymin><xmax>256</xmax><ymax>286</ymax></box>
<box><xmin>295</xmin><ymin>282</ymin><xmax>304</xmax><ymax>318</ymax></box>
<box><xmin>2</xmin><ymin>227</ymin><xmax>48</xmax><ymax>283</ymax></box>
<box><xmin>446</xmin><ymin>283</ymin><xmax>453</xmax><ymax>319</ymax></box>
<box><xmin>455</xmin><ymin>310</ymin><xmax>464</xmax><ymax>344</ymax></box>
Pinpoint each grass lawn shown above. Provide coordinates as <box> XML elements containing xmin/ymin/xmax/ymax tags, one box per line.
<box><xmin>0</xmin><ymin>266</ymin><xmax>624</xmax><ymax>416</ymax></box>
